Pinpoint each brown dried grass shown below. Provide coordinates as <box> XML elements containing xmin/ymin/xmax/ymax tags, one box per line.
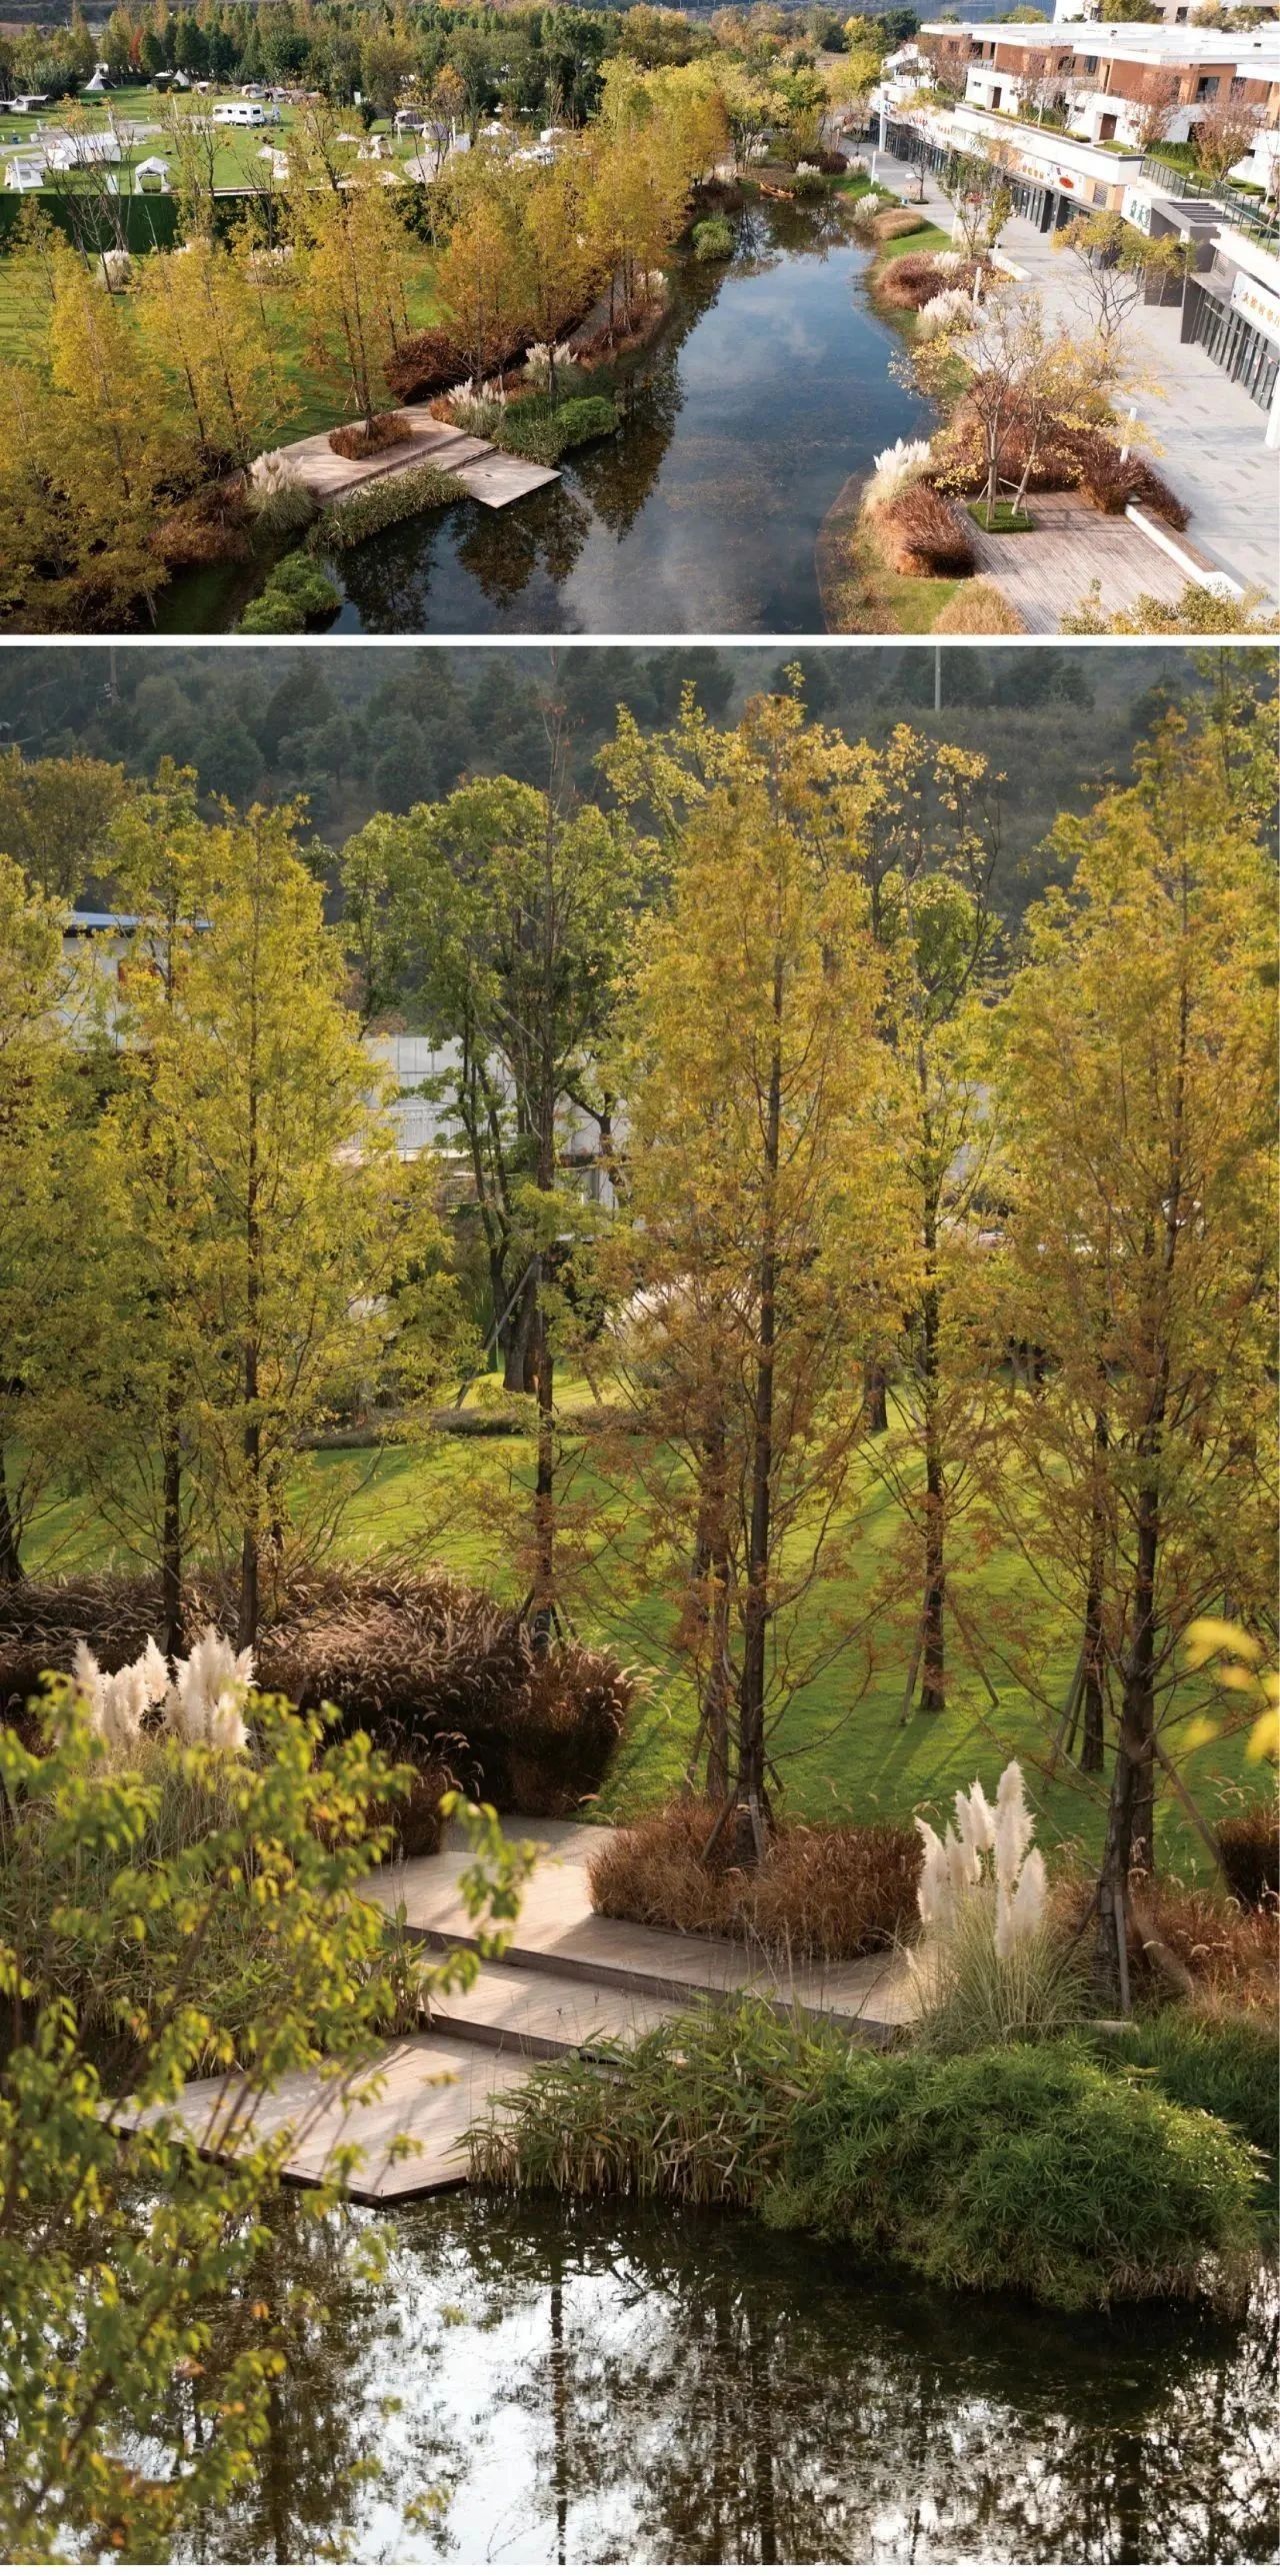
<box><xmin>0</xmin><ymin>1563</ymin><xmax>633</xmax><ymax>1817</ymax></box>
<box><xmin>1217</xmin><ymin>1806</ymin><xmax>1279</xmax><ymax>1912</ymax></box>
<box><xmin>874</xmin><ymin>479</ymin><xmax>977</xmax><ymax>578</ymax></box>
<box><xmin>934</xmin><ymin>393</ymin><xmax>1190</xmax><ymax>527</ymax></box>
<box><xmin>931</xmin><ymin>578</ymin><xmax>1025</xmax><ymax>634</ymax></box>
<box><xmin>588</xmin><ymin>1801</ymin><xmax>921</xmax><ymax>1962</ymax></box>
<box><xmin>327</xmin><ymin>412</ymin><xmax>415</xmax><ymax>461</ymax></box>
<box><xmin>875</xmin><ymin>252</ymin><xmax>982</xmax><ymax>312</ymax></box>
<box><xmin>872</xmin><ymin>207</ymin><xmax>927</xmax><ymax>242</ymax></box>
<box><xmin>1055</xmin><ymin>1869</ymin><xmax>1279</xmax><ymax>2015</ymax></box>
<box><xmin>383</xmin><ymin>328</ymin><xmax>468</xmax><ymax>402</ymax></box>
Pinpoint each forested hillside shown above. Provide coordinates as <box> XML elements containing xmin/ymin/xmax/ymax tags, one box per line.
<box><xmin>1</xmin><ymin>643</ymin><xmax>1263</xmax><ymax>918</ymax></box>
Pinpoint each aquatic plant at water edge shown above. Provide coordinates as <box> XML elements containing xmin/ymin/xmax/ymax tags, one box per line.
<box><xmin>246</xmin><ymin>451</ymin><xmax>318</xmax><ymax>542</ymax></box>
<box><xmin>1086</xmin><ymin>2005</ymin><xmax>1279</xmax><ymax>2190</ymax></box>
<box><xmin>316</xmin><ymin>465</ymin><xmax>469</xmax><ymax>550</ymax></box>
<box><xmin>237</xmin><ymin>552</ymin><xmax>341</xmax><ymax>634</ymax></box>
<box><xmin>471</xmin><ymin>1998</ymin><xmax>1261</xmax><ymax>2311</ymax></box>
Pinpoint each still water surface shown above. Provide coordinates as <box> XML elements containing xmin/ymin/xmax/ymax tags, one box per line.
<box><xmin>322</xmin><ymin>199</ymin><xmax>930</xmax><ymax>636</ymax></box>
<box><xmin>179</xmin><ymin>2195</ymin><xmax>1278</xmax><ymax>2564</ymax></box>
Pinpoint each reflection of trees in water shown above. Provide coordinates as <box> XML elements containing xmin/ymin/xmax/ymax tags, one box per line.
<box><xmin>452</xmin><ymin>484</ymin><xmax>593</xmax><ymax>607</ymax></box>
<box><xmin>428</xmin><ymin>2205</ymin><xmax>1279</xmax><ymax>2567</ymax></box>
<box><xmin>165</xmin><ymin>2195</ymin><xmax>459</xmax><ymax>2565</ymax></box>
<box><xmin>333</xmin><ymin>509</ymin><xmax>452</xmax><ymax>635</ymax></box>
<box><xmin>167</xmin><ymin>2194</ymin><xmax>1277</xmax><ymax>2563</ymax></box>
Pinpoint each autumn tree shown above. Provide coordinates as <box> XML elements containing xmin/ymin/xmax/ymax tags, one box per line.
<box><xmin>341</xmin><ymin>758</ymin><xmax>639</xmax><ymax>1626</ymax></box>
<box><xmin>1054</xmin><ymin>210</ymin><xmax>1189</xmax><ymax>362</ymax></box>
<box><xmin>434</xmin><ymin>157</ymin><xmax>531</xmax><ymax>381</ymax></box>
<box><xmin>289</xmin><ymin>118</ymin><xmax>416</xmax><ymax>426</ymax></box>
<box><xmin>850</xmin><ymin>729</ymin><xmax>1004</xmax><ymax>1716</ymax></box>
<box><xmin>0</xmin><ymin>747</ymin><xmax>125</xmax><ymax>903</ymax></box>
<box><xmin>1192</xmin><ymin>95</ymin><xmax>1262</xmax><ymax>188</ymax></box>
<box><xmin>0</xmin><ymin>859</ymin><xmax>102</xmax><ymax>1579</ymax></box>
<box><xmin>123</xmin><ymin>799</ymin><xmax>454</xmax><ymax>1647</ymax></box>
<box><xmin>992</xmin><ymin>697</ymin><xmax>1276</xmax><ymax>1998</ymax></box>
<box><xmin>136</xmin><ymin>235</ymin><xmax>281</xmax><ymax>468</ymax></box>
<box><xmin>602</xmin><ymin>693</ymin><xmax>910</xmax><ymax>1854</ymax></box>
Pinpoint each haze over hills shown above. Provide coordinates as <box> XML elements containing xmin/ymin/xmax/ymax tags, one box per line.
<box><xmin>0</xmin><ymin>643</ymin><xmax>1269</xmax><ymax>919</ymax></box>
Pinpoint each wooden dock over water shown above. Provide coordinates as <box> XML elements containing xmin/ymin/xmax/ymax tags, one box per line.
<box><xmin>122</xmin><ymin>1817</ymin><xmax>915</xmax><ymax>2204</ymax></box>
<box><xmin>256</xmin><ymin>410</ymin><xmax>559</xmax><ymax>513</ymax></box>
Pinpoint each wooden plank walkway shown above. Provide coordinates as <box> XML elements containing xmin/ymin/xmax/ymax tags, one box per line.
<box><xmin>254</xmin><ymin>410</ymin><xmax>559</xmax><ymax>513</ymax></box>
<box><xmin>121</xmin><ymin>1816</ymin><xmax>917</xmax><ymax>2203</ymax></box>
<box><xmin>965</xmin><ymin>491</ymin><xmax>1189</xmax><ymax>634</ymax></box>
<box><xmin>365</xmin><ymin>1815</ymin><xmax>917</xmax><ymax>2037</ymax></box>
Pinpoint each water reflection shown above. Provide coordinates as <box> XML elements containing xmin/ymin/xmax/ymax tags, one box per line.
<box><xmin>181</xmin><ymin>2194</ymin><xmax>1279</xmax><ymax>2565</ymax></box>
<box><xmin>330</xmin><ymin>199</ymin><xmax>932</xmax><ymax>637</ymax></box>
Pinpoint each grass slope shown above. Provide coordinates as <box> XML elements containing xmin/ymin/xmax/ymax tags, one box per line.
<box><xmin>26</xmin><ymin>1375</ymin><xmax>1252</xmax><ymax>1873</ymax></box>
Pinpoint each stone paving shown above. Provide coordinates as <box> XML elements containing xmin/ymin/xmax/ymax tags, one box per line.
<box><xmin>867</xmin><ymin>144</ymin><xmax>1279</xmax><ymax>610</ymax></box>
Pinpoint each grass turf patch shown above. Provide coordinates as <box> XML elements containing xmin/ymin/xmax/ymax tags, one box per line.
<box><xmin>967</xmin><ymin>499</ymin><xmax>1035</xmax><ymax>534</ymax></box>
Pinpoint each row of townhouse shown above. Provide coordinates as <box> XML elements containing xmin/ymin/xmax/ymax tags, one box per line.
<box><xmin>874</xmin><ymin>17</ymin><xmax>1280</xmax><ymax>440</ymax></box>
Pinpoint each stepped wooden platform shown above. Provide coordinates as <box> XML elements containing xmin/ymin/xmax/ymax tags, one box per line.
<box><xmin>255</xmin><ymin>410</ymin><xmax>559</xmax><ymax>513</ymax></box>
<box><xmin>120</xmin><ymin>1816</ymin><xmax>916</xmax><ymax>2204</ymax></box>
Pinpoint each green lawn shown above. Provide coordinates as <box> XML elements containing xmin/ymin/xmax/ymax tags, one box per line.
<box><xmin>27</xmin><ymin>1380</ymin><xmax>1254</xmax><ymax>1876</ymax></box>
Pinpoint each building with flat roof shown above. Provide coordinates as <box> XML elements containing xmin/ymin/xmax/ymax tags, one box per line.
<box><xmin>875</xmin><ymin>19</ymin><xmax>1280</xmax><ymax>438</ymax></box>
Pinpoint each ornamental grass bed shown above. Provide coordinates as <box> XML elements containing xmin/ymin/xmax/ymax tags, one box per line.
<box><xmin>0</xmin><ymin>1562</ymin><xmax>633</xmax><ymax>1819</ymax></box>
<box><xmin>588</xmin><ymin>1800</ymin><xmax>921</xmax><ymax>1961</ymax></box>
<box><xmin>327</xmin><ymin>411</ymin><xmax>416</xmax><ymax>461</ymax></box>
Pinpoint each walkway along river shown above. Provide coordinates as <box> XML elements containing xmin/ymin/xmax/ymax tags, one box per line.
<box><xmin>166</xmin><ymin>197</ymin><xmax>933</xmax><ymax>638</ymax></box>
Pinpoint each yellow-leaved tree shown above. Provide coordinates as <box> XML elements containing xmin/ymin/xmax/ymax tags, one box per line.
<box><xmin>602</xmin><ymin>692</ymin><xmax>914</xmax><ymax>1860</ymax></box>
<box><xmin>992</xmin><ymin>692</ymin><xmax>1277</xmax><ymax>1997</ymax></box>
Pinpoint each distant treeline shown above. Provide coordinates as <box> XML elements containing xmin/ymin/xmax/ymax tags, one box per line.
<box><xmin>3</xmin><ymin>1</ymin><xmax>920</xmax><ymax>117</ymax></box>
<box><xmin>0</xmin><ymin>643</ymin><xmax>1258</xmax><ymax>920</ymax></box>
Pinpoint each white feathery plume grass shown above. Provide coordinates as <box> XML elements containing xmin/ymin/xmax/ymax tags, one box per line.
<box><xmin>932</xmin><ymin>248</ymin><xmax>967</xmax><ymax>275</ymax></box>
<box><xmin>915</xmin><ymin>1816</ymin><xmax>951</xmax><ymax>1927</ymax></box>
<box><xmin>163</xmin><ymin>1627</ymin><xmax>254</xmax><ymax>1753</ymax></box>
<box><xmin>993</xmin><ymin>1758</ymin><xmax>1035</xmax><ymax>1891</ymax></box>
<box><xmin>69</xmin><ymin>1634</ymin><xmax>169</xmax><ymax>1748</ymax></box>
<box><xmin>866</xmin><ymin>434</ymin><xmax>933</xmax><ymax>512</ymax></box>
<box><xmin>916</xmin><ymin>286</ymin><xmax>975</xmax><ymax>339</ymax></box>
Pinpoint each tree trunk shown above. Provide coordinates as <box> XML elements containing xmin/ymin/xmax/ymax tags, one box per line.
<box><xmin>160</xmin><ymin>1378</ymin><xmax>185</xmax><ymax>1661</ymax></box>
<box><xmin>728</xmin><ymin>1005</ymin><xmax>783</xmax><ymax>1873</ymax></box>
<box><xmin>863</xmin><ymin>1357</ymin><xmax>889</xmax><ymax>1436</ymax></box>
<box><xmin>501</xmin><ymin>1270</ymin><xmax>539</xmax><ymax>1394</ymax></box>
<box><xmin>0</xmin><ymin>1452</ymin><xmax>22</xmax><ymax>1583</ymax></box>
<box><xmin>1094</xmin><ymin>1487</ymin><xmax>1159</xmax><ymax>1997</ymax></box>
<box><xmin>918</xmin><ymin>1259</ymin><xmax>945</xmax><ymax>1713</ymax></box>
<box><xmin>692</xmin><ymin>1417</ymin><xmax>732</xmax><ymax>1803</ymax></box>
<box><xmin>529</xmin><ymin>1287</ymin><xmax>556</xmax><ymax>1651</ymax></box>
<box><xmin>238</xmin><ymin>1074</ymin><xmax>261</xmax><ymax>1654</ymax></box>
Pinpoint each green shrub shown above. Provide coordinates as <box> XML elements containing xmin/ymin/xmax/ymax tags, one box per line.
<box><xmin>237</xmin><ymin>552</ymin><xmax>340</xmax><ymax>634</ymax></box>
<box><xmin>555</xmin><ymin>394</ymin><xmax>620</xmax><ymax>447</ymax></box>
<box><xmin>471</xmin><ymin>1998</ymin><xmax>836</xmax><ymax>2205</ymax></box>
<box><xmin>316</xmin><ymin>463</ymin><xmax>468</xmax><ymax>551</ymax></box>
<box><xmin>1088</xmin><ymin>2007</ymin><xmax>1279</xmax><ymax>2190</ymax></box>
<box><xmin>475</xmin><ymin>2003</ymin><xmax>1261</xmax><ymax>2311</ymax></box>
<box><xmin>495</xmin><ymin>392</ymin><xmax>620</xmax><ymax>465</ymax></box>
<box><xmin>692</xmin><ymin>215</ymin><xmax>734</xmax><ymax>261</ymax></box>
<box><xmin>764</xmin><ymin>2039</ymin><xmax>1259</xmax><ymax>2309</ymax></box>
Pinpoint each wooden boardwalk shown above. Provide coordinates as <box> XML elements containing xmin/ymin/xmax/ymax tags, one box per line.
<box><xmin>122</xmin><ymin>1816</ymin><xmax>916</xmax><ymax>2204</ymax></box>
<box><xmin>255</xmin><ymin>410</ymin><xmax>559</xmax><ymax>514</ymax></box>
<box><xmin>966</xmin><ymin>492</ymin><xmax>1190</xmax><ymax>634</ymax></box>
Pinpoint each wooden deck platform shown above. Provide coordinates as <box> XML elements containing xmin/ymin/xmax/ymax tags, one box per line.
<box><xmin>121</xmin><ymin>1816</ymin><xmax>917</xmax><ymax>2204</ymax></box>
<box><xmin>966</xmin><ymin>492</ymin><xmax>1190</xmax><ymax>634</ymax></box>
<box><xmin>366</xmin><ymin>1815</ymin><xmax>916</xmax><ymax>2037</ymax></box>
<box><xmin>255</xmin><ymin>410</ymin><xmax>559</xmax><ymax>514</ymax></box>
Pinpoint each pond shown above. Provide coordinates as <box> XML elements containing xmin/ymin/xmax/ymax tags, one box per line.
<box><xmin>164</xmin><ymin>199</ymin><xmax>930</xmax><ymax>640</ymax></box>
<box><xmin>178</xmin><ymin>2195</ymin><xmax>1278</xmax><ymax>2564</ymax></box>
